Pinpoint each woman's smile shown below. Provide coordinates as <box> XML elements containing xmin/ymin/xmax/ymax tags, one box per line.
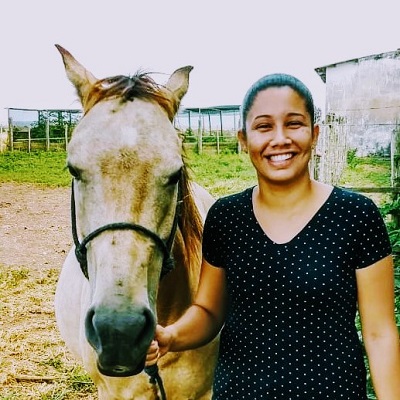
<box><xmin>267</xmin><ymin>153</ymin><xmax>294</xmax><ymax>163</ymax></box>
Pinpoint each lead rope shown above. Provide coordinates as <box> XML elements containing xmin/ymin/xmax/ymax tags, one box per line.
<box><xmin>144</xmin><ymin>364</ymin><xmax>167</xmax><ymax>400</ymax></box>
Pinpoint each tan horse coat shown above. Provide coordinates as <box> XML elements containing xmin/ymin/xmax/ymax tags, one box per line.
<box><xmin>54</xmin><ymin>45</ymin><xmax>218</xmax><ymax>400</ymax></box>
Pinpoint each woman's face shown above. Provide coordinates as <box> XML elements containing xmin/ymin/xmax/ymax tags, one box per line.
<box><xmin>238</xmin><ymin>86</ymin><xmax>318</xmax><ymax>185</ymax></box>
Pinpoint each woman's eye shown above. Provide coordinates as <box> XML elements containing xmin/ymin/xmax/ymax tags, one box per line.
<box><xmin>287</xmin><ymin>121</ymin><xmax>303</xmax><ymax>128</ymax></box>
<box><xmin>257</xmin><ymin>123</ymin><xmax>272</xmax><ymax>131</ymax></box>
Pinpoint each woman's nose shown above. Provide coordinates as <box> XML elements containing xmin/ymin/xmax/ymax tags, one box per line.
<box><xmin>270</xmin><ymin>126</ymin><xmax>291</xmax><ymax>146</ymax></box>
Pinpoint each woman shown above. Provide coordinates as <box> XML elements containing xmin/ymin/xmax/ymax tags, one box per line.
<box><xmin>147</xmin><ymin>73</ymin><xmax>400</xmax><ymax>399</ymax></box>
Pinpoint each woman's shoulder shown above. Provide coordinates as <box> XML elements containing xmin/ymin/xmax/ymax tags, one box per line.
<box><xmin>206</xmin><ymin>187</ymin><xmax>254</xmax><ymax>218</ymax></box>
<box><xmin>333</xmin><ymin>186</ymin><xmax>377</xmax><ymax>205</ymax></box>
<box><xmin>214</xmin><ymin>186</ymin><xmax>254</xmax><ymax>206</ymax></box>
<box><xmin>330</xmin><ymin>186</ymin><xmax>382</xmax><ymax>217</ymax></box>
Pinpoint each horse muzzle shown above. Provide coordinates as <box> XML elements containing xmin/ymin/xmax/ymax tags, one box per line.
<box><xmin>85</xmin><ymin>305</ymin><xmax>156</xmax><ymax>377</ymax></box>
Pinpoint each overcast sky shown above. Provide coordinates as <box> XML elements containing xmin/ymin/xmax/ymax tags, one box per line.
<box><xmin>1</xmin><ymin>0</ymin><xmax>399</xmax><ymax>125</ymax></box>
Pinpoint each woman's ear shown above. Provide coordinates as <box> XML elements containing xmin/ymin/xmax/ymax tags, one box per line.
<box><xmin>238</xmin><ymin>130</ymin><xmax>247</xmax><ymax>153</ymax></box>
<box><xmin>312</xmin><ymin>124</ymin><xmax>320</xmax><ymax>148</ymax></box>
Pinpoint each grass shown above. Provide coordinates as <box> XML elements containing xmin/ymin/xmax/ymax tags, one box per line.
<box><xmin>0</xmin><ymin>151</ymin><xmax>70</xmax><ymax>187</ymax></box>
<box><xmin>186</xmin><ymin>151</ymin><xmax>257</xmax><ymax>197</ymax></box>
<box><xmin>341</xmin><ymin>156</ymin><xmax>391</xmax><ymax>187</ymax></box>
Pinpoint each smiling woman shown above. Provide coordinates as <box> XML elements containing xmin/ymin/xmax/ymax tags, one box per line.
<box><xmin>147</xmin><ymin>72</ymin><xmax>400</xmax><ymax>399</ymax></box>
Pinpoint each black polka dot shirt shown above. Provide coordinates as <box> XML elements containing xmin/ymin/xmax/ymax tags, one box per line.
<box><xmin>202</xmin><ymin>186</ymin><xmax>392</xmax><ymax>399</ymax></box>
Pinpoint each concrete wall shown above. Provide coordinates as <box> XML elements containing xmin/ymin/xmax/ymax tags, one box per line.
<box><xmin>0</xmin><ymin>127</ymin><xmax>8</xmax><ymax>152</ymax></box>
<box><xmin>324</xmin><ymin>51</ymin><xmax>400</xmax><ymax>155</ymax></box>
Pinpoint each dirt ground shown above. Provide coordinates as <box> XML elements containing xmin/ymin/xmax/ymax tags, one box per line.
<box><xmin>0</xmin><ymin>183</ymin><xmax>71</xmax><ymax>270</ymax></box>
<box><xmin>0</xmin><ymin>183</ymin><xmax>96</xmax><ymax>399</ymax></box>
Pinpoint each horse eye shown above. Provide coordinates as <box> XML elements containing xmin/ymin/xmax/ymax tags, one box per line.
<box><xmin>67</xmin><ymin>165</ymin><xmax>80</xmax><ymax>179</ymax></box>
<box><xmin>168</xmin><ymin>169</ymin><xmax>182</xmax><ymax>185</ymax></box>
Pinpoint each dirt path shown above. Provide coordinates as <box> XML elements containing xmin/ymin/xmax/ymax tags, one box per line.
<box><xmin>0</xmin><ymin>183</ymin><xmax>71</xmax><ymax>270</ymax></box>
<box><xmin>0</xmin><ymin>183</ymin><xmax>96</xmax><ymax>399</ymax></box>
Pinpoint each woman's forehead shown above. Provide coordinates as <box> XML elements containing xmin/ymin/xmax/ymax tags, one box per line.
<box><xmin>250</xmin><ymin>87</ymin><xmax>308</xmax><ymax>115</ymax></box>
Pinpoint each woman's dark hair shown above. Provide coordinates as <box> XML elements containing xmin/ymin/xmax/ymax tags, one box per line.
<box><xmin>240</xmin><ymin>73</ymin><xmax>315</xmax><ymax>134</ymax></box>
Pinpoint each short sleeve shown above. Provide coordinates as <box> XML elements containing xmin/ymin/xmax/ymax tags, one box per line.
<box><xmin>202</xmin><ymin>199</ymin><xmax>226</xmax><ymax>267</ymax></box>
<box><xmin>352</xmin><ymin>195</ymin><xmax>392</xmax><ymax>269</ymax></box>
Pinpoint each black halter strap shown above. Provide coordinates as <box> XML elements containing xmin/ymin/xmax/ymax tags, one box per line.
<box><xmin>70</xmin><ymin>179</ymin><xmax>180</xmax><ymax>280</ymax></box>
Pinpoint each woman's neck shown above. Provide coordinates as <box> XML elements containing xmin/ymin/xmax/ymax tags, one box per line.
<box><xmin>255</xmin><ymin>176</ymin><xmax>316</xmax><ymax>212</ymax></box>
<box><xmin>252</xmin><ymin>178</ymin><xmax>333</xmax><ymax>244</ymax></box>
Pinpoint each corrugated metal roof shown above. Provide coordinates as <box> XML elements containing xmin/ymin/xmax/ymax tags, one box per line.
<box><xmin>181</xmin><ymin>105</ymin><xmax>240</xmax><ymax>114</ymax></box>
<box><xmin>314</xmin><ymin>48</ymin><xmax>400</xmax><ymax>83</ymax></box>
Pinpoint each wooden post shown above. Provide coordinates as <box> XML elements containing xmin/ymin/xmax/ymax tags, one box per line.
<box><xmin>28</xmin><ymin>127</ymin><xmax>31</xmax><ymax>153</ymax></box>
<box><xmin>64</xmin><ymin>125</ymin><xmax>68</xmax><ymax>151</ymax></box>
<box><xmin>0</xmin><ymin>125</ymin><xmax>4</xmax><ymax>153</ymax></box>
<box><xmin>8</xmin><ymin>117</ymin><xmax>13</xmax><ymax>152</ymax></box>
<box><xmin>46</xmin><ymin>119</ymin><xmax>50</xmax><ymax>151</ymax></box>
<box><xmin>207</xmin><ymin>112</ymin><xmax>213</xmax><ymax>152</ymax></box>
<box><xmin>234</xmin><ymin>111</ymin><xmax>240</xmax><ymax>154</ymax></box>
<box><xmin>188</xmin><ymin>110</ymin><xmax>192</xmax><ymax>135</ymax></box>
<box><xmin>391</xmin><ymin>124</ymin><xmax>400</xmax><ymax>228</ymax></box>
<box><xmin>197</xmin><ymin>110</ymin><xmax>202</xmax><ymax>155</ymax></box>
<box><xmin>217</xmin><ymin>110</ymin><xmax>222</xmax><ymax>155</ymax></box>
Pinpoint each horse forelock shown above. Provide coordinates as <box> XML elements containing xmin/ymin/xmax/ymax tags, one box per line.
<box><xmin>85</xmin><ymin>72</ymin><xmax>178</xmax><ymax>119</ymax></box>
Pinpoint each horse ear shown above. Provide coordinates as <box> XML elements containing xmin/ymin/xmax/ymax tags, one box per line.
<box><xmin>165</xmin><ymin>66</ymin><xmax>193</xmax><ymax>104</ymax></box>
<box><xmin>55</xmin><ymin>44</ymin><xmax>98</xmax><ymax>111</ymax></box>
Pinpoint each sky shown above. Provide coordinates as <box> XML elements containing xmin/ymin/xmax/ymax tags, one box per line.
<box><xmin>1</xmin><ymin>0</ymin><xmax>399</xmax><ymax>125</ymax></box>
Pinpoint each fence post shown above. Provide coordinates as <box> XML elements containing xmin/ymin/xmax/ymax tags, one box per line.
<box><xmin>197</xmin><ymin>111</ymin><xmax>202</xmax><ymax>155</ymax></box>
<box><xmin>8</xmin><ymin>117</ymin><xmax>14</xmax><ymax>152</ymax></box>
<box><xmin>64</xmin><ymin>125</ymin><xmax>68</xmax><ymax>151</ymax></box>
<box><xmin>28</xmin><ymin>127</ymin><xmax>31</xmax><ymax>153</ymax></box>
<box><xmin>217</xmin><ymin>110</ymin><xmax>222</xmax><ymax>155</ymax></box>
<box><xmin>46</xmin><ymin>119</ymin><xmax>50</xmax><ymax>151</ymax></box>
<box><xmin>391</xmin><ymin>124</ymin><xmax>400</xmax><ymax>228</ymax></box>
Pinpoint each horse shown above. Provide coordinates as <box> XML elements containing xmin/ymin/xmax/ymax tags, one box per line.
<box><xmin>54</xmin><ymin>45</ymin><xmax>219</xmax><ymax>400</ymax></box>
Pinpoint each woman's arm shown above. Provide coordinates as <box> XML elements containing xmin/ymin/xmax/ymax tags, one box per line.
<box><xmin>356</xmin><ymin>254</ymin><xmax>400</xmax><ymax>400</ymax></box>
<box><xmin>147</xmin><ymin>259</ymin><xmax>228</xmax><ymax>363</ymax></box>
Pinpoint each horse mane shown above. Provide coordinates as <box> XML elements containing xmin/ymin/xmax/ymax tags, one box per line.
<box><xmin>178</xmin><ymin>162</ymin><xmax>204</xmax><ymax>273</ymax></box>
<box><xmin>86</xmin><ymin>72</ymin><xmax>178</xmax><ymax>120</ymax></box>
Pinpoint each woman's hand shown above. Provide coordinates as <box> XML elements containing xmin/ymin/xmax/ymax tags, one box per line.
<box><xmin>146</xmin><ymin>340</ymin><xmax>160</xmax><ymax>367</ymax></box>
<box><xmin>145</xmin><ymin>325</ymin><xmax>174</xmax><ymax>366</ymax></box>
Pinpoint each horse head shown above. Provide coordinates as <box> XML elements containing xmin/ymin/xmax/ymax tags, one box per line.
<box><xmin>56</xmin><ymin>45</ymin><xmax>193</xmax><ymax>377</ymax></box>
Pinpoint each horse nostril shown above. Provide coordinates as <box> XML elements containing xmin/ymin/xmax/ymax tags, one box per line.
<box><xmin>138</xmin><ymin>307</ymin><xmax>156</xmax><ymax>341</ymax></box>
<box><xmin>85</xmin><ymin>307</ymin><xmax>101</xmax><ymax>351</ymax></box>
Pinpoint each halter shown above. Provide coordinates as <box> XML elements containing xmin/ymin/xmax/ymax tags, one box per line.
<box><xmin>70</xmin><ymin>179</ymin><xmax>179</xmax><ymax>280</ymax></box>
<box><xmin>70</xmin><ymin>179</ymin><xmax>181</xmax><ymax>400</ymax></box>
